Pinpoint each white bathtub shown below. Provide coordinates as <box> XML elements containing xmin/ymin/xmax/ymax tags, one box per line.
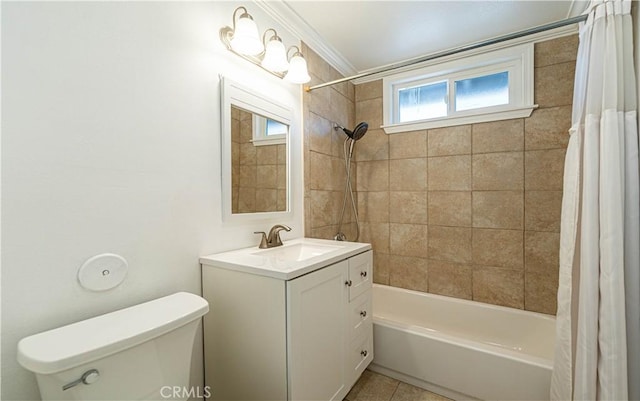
<box><xmin>370</xmin><ymin>284</ymin><xmax>555</xmax><ymax>401</ymax></box>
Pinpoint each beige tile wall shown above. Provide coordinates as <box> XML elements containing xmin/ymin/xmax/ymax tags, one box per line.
<box><xmin>302</xmin><ymin>43</ymin><xmax>358</xmax><ymax>239</ymax></box>
<box><xmin>231</xmin><ymin>107</ymin><xmax>287</xmax><ymax>213</ymax></box>
<box><xmin>302</xmin><ymin>35</ymin><xmax>575</xmax><ymax>313</ymax></box>
<box><xmin>353</xmin><ymin>35</ymin><xmax>578</xmax><ymax>314</ymax></box>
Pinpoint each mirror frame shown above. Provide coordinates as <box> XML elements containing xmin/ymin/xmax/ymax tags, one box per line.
<box><xmin>220</xmin><ymin>76</ymin><xmax>293</xmax><ymax>221</ymax></box>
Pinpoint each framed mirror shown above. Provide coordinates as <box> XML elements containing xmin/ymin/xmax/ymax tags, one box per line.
<box><xmin>220</xmin><ymin>76</ymin><xmax>292</xmax><ymax>221</ymax></box>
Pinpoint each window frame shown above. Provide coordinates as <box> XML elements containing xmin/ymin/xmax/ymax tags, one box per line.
<box><xmin>382</xmin><ymin>43</ymin><xmax>536</xmax><ymax>133</ymax></box>
<box><xmin>252</xmin><ymin>114</ymin><xmax>287</xmax><ymax>146</ymax></box>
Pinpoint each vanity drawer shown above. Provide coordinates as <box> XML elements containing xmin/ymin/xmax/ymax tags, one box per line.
<box><xmin>348</xmin><ymin>292</ymin><xmax>372</xmax><ymax>341</ymax></box>
<box><xmin>348</xmin><ymin>251</ymin><xmax>372</xmax><ymax>301</ymax></box>
<box><xmin>348</xmin><ymin>333</ymin><xmax>373</xmax><ymax>382</ymax></box>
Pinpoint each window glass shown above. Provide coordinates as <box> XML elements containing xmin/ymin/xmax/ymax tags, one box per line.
<box><xmin>266</xmin><ymin>119</ymin><xmax>288</xmax><ymax>136</ymax></box>
<box><xmin>454</xmin><ymin>71</ymin><xmax>509</xmax><ymax>112</ymax></box>
<box><xmin>398</xmin><ymin>81</ymin><xmax>447</xmax><ymax>122</ymax></box>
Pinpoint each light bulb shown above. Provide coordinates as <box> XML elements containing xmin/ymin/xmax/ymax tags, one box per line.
<box><xmin>285</xmin><ymin>54</ymin><xmax>311</xmax><ymax>84</ymax></box>
<box><xmin>261</xmin><ymin>37</ymin><xmax>289</xmax><ymax>72</ymax></box>
<box><xmin>230</xmin><ymin>12</ymin><xmax>263</xmax><ymax>55</ymax></box>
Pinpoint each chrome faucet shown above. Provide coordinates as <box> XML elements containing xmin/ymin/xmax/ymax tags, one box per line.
<box><xmin>254</xmin><ymin>224</ymin><xmax>292</xmax><ymax>249</ymax></box>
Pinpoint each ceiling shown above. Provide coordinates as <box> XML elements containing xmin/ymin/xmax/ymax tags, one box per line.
<box><xmin>275</xmin><ymin>0</ymin><xmax>588</xmax><ymax>75</ymax></box>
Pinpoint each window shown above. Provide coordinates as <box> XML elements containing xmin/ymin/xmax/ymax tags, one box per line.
<box><xmin>252</xmin><ymin>115</ymin><xmax>287</xmax><ymax>146</ymax></box>
<box><xmin>454</xmin><ymin>71</ymin><xmax>509</xmax><ymax>111</ymax></box>
<box><xmin>266</xmin><ymin>119</ymin><xmax>288</xmax><ymax>136</ymax></box>
<box><xmin>398</xmin><ymin>80</ymin><xmax>448</xmax><ymax>121</ymax></box>
<box><xmin>383</xmin><ymin>44</ymin><xmax>535</xmax><ymax>133</ymax></box>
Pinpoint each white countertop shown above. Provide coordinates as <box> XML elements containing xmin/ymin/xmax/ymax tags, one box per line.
<box><xmin>200</xmin><ymin>237</ymin><xmax>371</xmax><ymax>280</ymax></box>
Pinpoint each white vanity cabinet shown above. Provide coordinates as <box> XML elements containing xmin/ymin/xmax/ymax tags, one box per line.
<box><xmin>287</xmin><ymin>260</ymin><xmax>349</xmax><ymax>400</ymax></box>
<box><xmin>200</xmin><ymin>240</ymin><xmax>372</xmax><ymax>401</ymax></box>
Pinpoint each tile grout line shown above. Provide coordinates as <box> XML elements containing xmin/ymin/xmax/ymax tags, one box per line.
<box><xmin>425</xmin><ymin>130</ymin><xmax>430</xmax><ymax>293</ymax></box>
<box><xmin>522</xmin><ymin>119</ymin><xmax>528</xmax><ymax>310</ymax></box>
<box><xmin>387</xmin><ymin>380</ymin><xmax>402</xmax><ymax>401</ymax></box>
<box><xmin>470</xmin><ymin>124</ymin><xmax>475</xmax><ymax>302</ymax></box>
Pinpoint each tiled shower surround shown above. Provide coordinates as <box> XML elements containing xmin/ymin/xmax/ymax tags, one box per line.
<box><xmin>304</xmin><ymin>35</ymin><xmax>577</xmax><ymax>315</ymax></box>
<box><xmin>231</xmin><ymin>107</ymin><xmax>287</xmax><ymax>213</ymax></box>
<box><xmin>303</xmin><ymin>42</ymin><xmax>358</xmax><ymax>240</ymax></box>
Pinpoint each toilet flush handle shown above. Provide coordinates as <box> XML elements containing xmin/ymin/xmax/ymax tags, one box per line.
<box><xmin>62</xmin><ymin>369</ymin><xmax>100</xmax><ymax>391</ymax></box>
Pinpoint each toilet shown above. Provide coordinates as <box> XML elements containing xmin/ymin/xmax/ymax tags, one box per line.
<box><xmin>17</xmin><ymin>292</ymin><xmax>209</xmax><ymax>401</ymax></box>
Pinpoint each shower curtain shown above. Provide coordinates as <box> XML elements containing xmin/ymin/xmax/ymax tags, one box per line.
<box><xmin>551</xmin><ymin>0</ymin><xmax>640</xmax><ymax>400</ymax></box>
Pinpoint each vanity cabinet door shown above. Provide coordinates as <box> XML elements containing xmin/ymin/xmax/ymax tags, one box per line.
<box><xmin>287</xmin><ymin>260</ymin><xmax>348</xmax><ymax>401</ymax></box>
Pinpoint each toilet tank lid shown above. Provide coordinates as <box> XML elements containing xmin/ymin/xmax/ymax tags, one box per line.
<box><xmin>17</xmin><ymin>292</ymin><xmax>209</xmax><ymax>375</ymax></box>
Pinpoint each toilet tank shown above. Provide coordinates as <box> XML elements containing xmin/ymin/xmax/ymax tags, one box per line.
<box><xmin>17</xmin><ymin>292</ymin><xmax>209</xmax><ymax>401</ymax></box>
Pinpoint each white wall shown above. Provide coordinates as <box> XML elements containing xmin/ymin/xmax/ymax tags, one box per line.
<box><xmin>1</xmin><ymin>2</ymin><xmax>304</xmax><ymax>400</ymax></box>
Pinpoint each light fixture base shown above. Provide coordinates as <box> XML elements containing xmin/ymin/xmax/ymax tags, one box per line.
<box><xmin>219</xmin><ymin>26</ymin><xmax>285</xmax><ymax>80</ymax></box>
<box><xmin>218</xmin><ymin>6</ymin><xmax>311</xmax><ymax>85</ymax></box>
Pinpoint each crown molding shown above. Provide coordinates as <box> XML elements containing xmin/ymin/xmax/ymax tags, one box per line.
<box><xmin>253</xmin><ymin>0</ymin><xmax>358</xmax><ymax>77</ymax></box>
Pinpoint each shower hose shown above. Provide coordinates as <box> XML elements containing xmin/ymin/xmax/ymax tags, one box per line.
<box><xmin>335</xmin><ymin>137</ymin><xmax>359</xmax><ymax>242</ymax></box>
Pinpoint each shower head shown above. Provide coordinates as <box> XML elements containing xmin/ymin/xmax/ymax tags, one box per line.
<box><xmin>335</xmin><ymin>122</ymin><xmax>368</xmax><ymax>141</ymax></box>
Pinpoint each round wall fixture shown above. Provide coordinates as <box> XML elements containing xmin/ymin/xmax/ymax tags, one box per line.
<box><xmin>77</xmin><ymin>253</ymin><xmax>128</xmax><ymax>291</ymax></box>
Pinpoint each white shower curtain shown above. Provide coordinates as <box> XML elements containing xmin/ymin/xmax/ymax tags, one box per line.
<box><xmin>551</xmin><ymin>0</ymin><xmax>640</xmax><ymax>400</ymax></box>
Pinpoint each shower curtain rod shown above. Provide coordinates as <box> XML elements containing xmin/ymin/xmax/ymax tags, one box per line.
<box><xmin>305</xmin><ymin>14</ymin><xmax>588</xmax><ymax>92</ymax></box>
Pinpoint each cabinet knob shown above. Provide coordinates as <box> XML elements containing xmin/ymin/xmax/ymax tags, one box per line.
<box><xmin>360</xmin><ymin>310</ymin><xmax>367</xmax><ymax>318</ymax></box>
<box><xmin>361</xmin><ymin>350</ymin><xmax>368</xmax><ymax>358</ymax></box>
<box><xmin>361</xmin><ymin>271</ymin><xmax>367</xmax><ymax>278</ymax></box>
<box><xmin>345</xmin><ymin>280</ymin><xmax>352</xmax><ymax>287</ymax></box>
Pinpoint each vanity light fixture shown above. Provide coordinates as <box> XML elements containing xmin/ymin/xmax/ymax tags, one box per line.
<box><xmin>261</xmin><ymin>29</ymin><xmax>289</xmax><ymax>73</ymax></box>
<box><xmin>285</xmin><ymin>46</ymin><xmax>311</xmax><ymax>84</ymax></box>
<box><xmin>220</xmin><ymin>6</ymin><xmax>311</xmax><ymax>84</ymax></box>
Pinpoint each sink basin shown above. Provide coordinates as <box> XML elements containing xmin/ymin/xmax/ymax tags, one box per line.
<box><xmin>200</xmin><ymin>238</ymin><xmax>372</xmax><ymax>280</ymax></box>
<box><xmin>252</xmin><ymin>242</ymin><xmax>342</xmax><ymax>262</ymax></box>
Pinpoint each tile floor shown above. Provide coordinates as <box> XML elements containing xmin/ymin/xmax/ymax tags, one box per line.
<box><xmin>344</xmin><ymin>370</ymin><xmax>453</xmax><ymax>401</ymax></box>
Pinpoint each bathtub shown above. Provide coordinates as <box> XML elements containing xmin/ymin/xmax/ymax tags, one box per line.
<box><xmin>370</xmin><ymin>284</ymin><xmax>555</xmax><ymax>401</ymax></box>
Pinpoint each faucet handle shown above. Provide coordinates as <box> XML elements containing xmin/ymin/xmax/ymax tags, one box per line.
<box><xmin>254</xmin><ymin>231</ymin><xmax>268</xmax><ymax>249</ymax></box>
